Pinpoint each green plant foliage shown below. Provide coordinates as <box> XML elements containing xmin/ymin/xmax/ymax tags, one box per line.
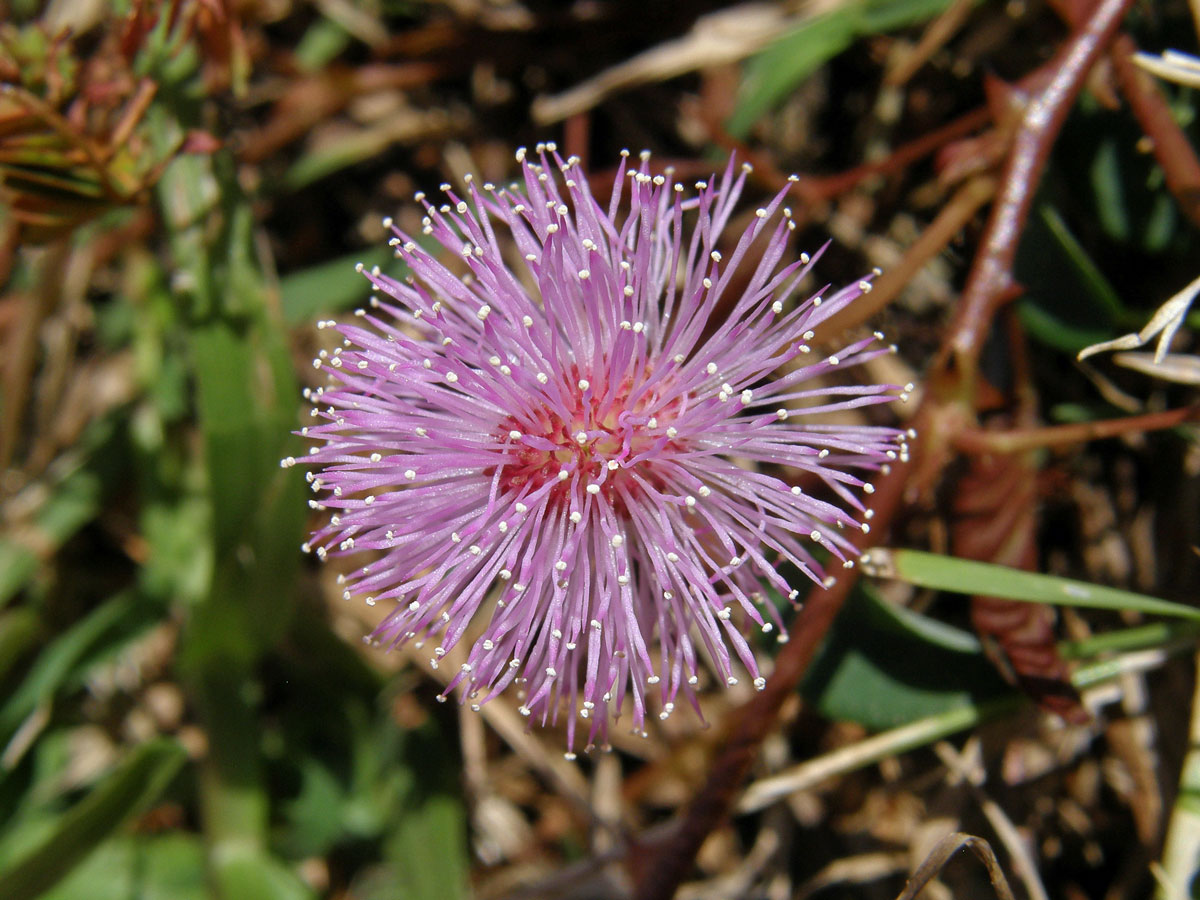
<box><xmin>0</xmin><ymin>740</ymin><xmax>186</xmax><ymax>900</ymax></box>
<box><xmin>729</xmin><ymin>0</ymin><xmax>962</xmax><ymax>137</ymax></box>
<box><xmin>1016</xmin><ymin>205</ymin><xmax>1127</xmax><ymax>353</ymax></box>
<box><xmin>40</xmin><ymin>834</ymin><xmax>207</xmax><ymax>900</ymax></box>
<box><xmin>867</xmin><ymin>549</ymin><xmax>1200</xmax><ymax>619</ymax></box>
<box><xmin>802</xmin><ymin>585</ymin><xmax>1012</xmax><ymax>730</ymax></box>
<box><xmin>281</xmin><ymin>246</ymin><xmax>408</xmax><ymax>324</ymax></box>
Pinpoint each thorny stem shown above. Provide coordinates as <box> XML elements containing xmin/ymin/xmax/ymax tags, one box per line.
<box><xmin>937</xmin><ymin>0</ymin><xmax>1135</xmax><ymax>396</ymax></box>
<box><xmin>955</xmin><ymin>405</ymin><xmax>1200</xmax><ymax>454</ymax></box>
<box><xmin>1109</xmin><ymin>34</ymin><xmax>1200</xmax><ymax>229</ymax></box>
<box><xmin>632</xmin><ymin>2</ymin><xmax>1135</xmax><ymax>896</ymax></box>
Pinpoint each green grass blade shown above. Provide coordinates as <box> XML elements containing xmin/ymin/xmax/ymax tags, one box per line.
<box><xmin>280</xmin><ymin>246</ymin><xmax>401</xmax><ymax>324</ymax></box>
<box><xmin>0</xmin><ymin>739</ymin><xmax>186</xmax><ymax>900</ymax></box>
<box><xmin>861</xmin><ymin>548</ymin><xmax>1200</xmax><ymax>620</ymax></box>
<box><xmin>1156</xmin><ymin>653</ymin><xmax>1200</xmax><ymax>900</ymax></box>
<box><xmin>0</xmin><ymin>592</ymin><xmax>152</xmax><ymax>745</ymax></box>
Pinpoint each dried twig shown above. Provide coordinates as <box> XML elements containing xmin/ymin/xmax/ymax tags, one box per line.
<box><xmin>895</xmin><ymin>831</ymin><xmax>1018</xmax><ymax>900</ymax></box>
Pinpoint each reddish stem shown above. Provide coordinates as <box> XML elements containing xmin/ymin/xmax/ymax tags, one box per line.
<box><xmin>956</xmin><ymin>405</ymin><xmax>1200</xmax><ymax>454</ymax></box>
<box><xmin>937</xmin><ymin>0</ymin><xmax>1136</xmax><ymax>393</ymax></box>
<box><xmin>1109</xmin><ymin>34</ymin><xmax>1200</xmax><ymax>229</ymax></box>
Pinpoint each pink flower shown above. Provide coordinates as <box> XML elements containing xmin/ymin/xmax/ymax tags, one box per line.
<box><xmin>290</xmin><ymin>145</ymin><xmax>910</xmax><ymax>753</ymax></box>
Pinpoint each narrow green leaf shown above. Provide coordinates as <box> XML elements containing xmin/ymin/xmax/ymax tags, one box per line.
<box><xmin>1017</xmin><ymin>301</ymin><xmax>1114</xmax><ymax>354</ymax></box>
<box><xmin>728</xmin><ymin>0</ymin><xmax>961</xmax><ymax>137</ymax></box>
<box><xmin>280</xmin><ymin>247</ymin><xmax>402</xmax><ymax>324</ymax></box>
<box><xmin>211</xmin><ymin>847</ymin><xmax>316</xmax><ymax>900</ymax></box>
<box><xmin>281</xmin><ymin>127</ymin><xmax>396</xmax><ymax>190</ymax></box>
<box><xmin>1061</xmin><ymin>620</ymin><xmax>1200</xmax><ymax>660</ymax></box>
<box><xmin>0</xmin><ymin>609</ymin><xmax>41</xmax><ymax>684</ymax></box>
<box><xmin>388</xmin><ymin>792</ymin><xmax>470</xmax><ymax>900</ymax></box>
<box><xmin>1036</xmin><ymin>205</ymin><xmax>1125</xmax><ymax>321</ymax></box>
<box><xmin>0</xmin><ymin>739</ymin><xmax>186</xmax><ymax>900</ymax></box>
<box><xmin>738</xmin><ymin>694</ymin><xmax>1025</xmax><ymax>813</ymax></box>
<box><xmin>1156</xmin><ymin>655</ymin><xmax>1200</xmax><ymax>900</ymax></box>
<box><xmin>863</xmin><ymin>548</ymin><xmax>1200</xmax><ymax>620</ymax></box>
<box><xmin>41</xmin><ymin>834</ymin><xmax>207</xmax><ymax>900</ymax></box>
<box><xmin>294</xmin><ymin>18</ymin><xmax>352</xmax><ymax>72</ymax></box>
<box><xmin>802</xmin><ymin>585</ymin><xmax>1011</xmax><ymax>730</ymax></box>
<box><xmin>0</xmin><ymin>454</ymin><xmax>105</xmax><ymax>607</ymax></box>
<box><xmin>728</xmin><ymin>10</ymin><xmax>856</xmax><ymax>138</ymax></box>
<box><xmin>160</xmin><ymin>147</ymin><xmax>307</xmax><ymax>880</ymax></box>
<box><xmin>0</xmin><ymin>592</ymin><xmax>152</xmax><ymax>744</ymax></box>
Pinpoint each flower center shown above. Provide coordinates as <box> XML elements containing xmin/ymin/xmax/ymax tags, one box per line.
<box><xmin>492</xmin><ymin>371</ymin><xmax>674</xmax><ymax>500</ymax></box>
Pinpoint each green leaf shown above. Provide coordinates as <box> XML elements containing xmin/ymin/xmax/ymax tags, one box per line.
<box><xmin>729</xmin><ymin>11</ymin><xmax>857</xmax><ymax>138</ymax></box>
<box><xmin>1017</xmin><ymin>300</ymin><xmax>1115</xmax><ymax>354</ymax></box>
<box><xmin>211</xmin><ymin>847</ymin><xmax>316</xmax><ymax>900</ymax></box>
<box><xmin>1015</xmin><ymin>204</ymin><xmax>1127</xmax><ymax>353</ymax></box>
<box><xmin>159</xmin><ymin>148</ymin><xmax>308</xmax><ymax>883</ymax></box>
<box><xmin>0</xmin><ymin>609</ymin><xmax>40</xmax><ymax>684</ymax></box>
<box><xmin>0</xmin><ymin>739</ymin><xmax>186</xmax><ymax>900</ymax></box>
<box><xmin>802</xmin><ymin>585</ymin><xmax>1012</xmax><ymax>730</ymax></box>
<box><xmin>863</xmin><ymin>548</ymin><xmax>1200</xmax><ymax>619</ymax></box>
<box><xmin>728</xmin><ymin>0</ymin><xmax>960</xmax><ymax>137</ymax></box>
<box><xmin>1035</xmin><ymin>205</ymin><xmax>1125</xmax><ymax>320</ymax></box>
<box><xmin>1061</xmin><ymin>620</ymin><xmax>1200</xmax><ymax>660</ymax></box>
<box><xmin>387</xmin><ymin>791</ymin><xmax>471</xmax><ymax>900</ymax></box>
<box><xmin>294</xmin><ymin>18</ymin><xmax>352</xmax><ymax>72</ymax></box>
<box><xmin>0</xmin><ymin>592</ymin><xmax>156</xmax><ymax>748</ymax></box>
<box><xmin>41</xmin><ymin>834</ymin><xmax>207</xmax><ymax>900</ymax></box>
<box><xmin>280</xmin><ymin>246</ymin><xmax>403</xmax><ymax>324</ymax></box>
<box><xmin>0</xmin><ymin>417</ymin><xmax>118</xmax><ymax>607</ymax></box>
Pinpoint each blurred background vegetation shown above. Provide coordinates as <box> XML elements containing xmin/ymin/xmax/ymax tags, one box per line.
<box><xmin>2</xmin><ymin>1</ymin><xmax>1200</xmax><ymax>898</ymax></box>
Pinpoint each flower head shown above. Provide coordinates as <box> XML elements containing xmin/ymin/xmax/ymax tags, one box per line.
<box><xmin>292</xmin><ymin>144</ymin><xmax>910</xmax><ymax>752</ymax></box>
